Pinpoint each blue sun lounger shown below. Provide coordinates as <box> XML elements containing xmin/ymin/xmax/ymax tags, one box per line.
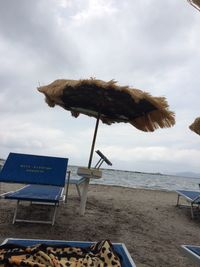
<box><xmin>176</xmin><ymin>190</ymin><xmax>200</xmax><ymax>218</ymax></box>
<box><xmin>181</xmin><ymin>245</ymin><xmax>200</xmax><ymax>265</ymax></box>
<box><xmin>0</xmin><ymin>152</ymin><xmax>70</xmax><ymax>225</ymax></box>
<box><xmin>1</xmin><ymin>238</ymin><xmax>136</xmax><ymax>267</ymax></box>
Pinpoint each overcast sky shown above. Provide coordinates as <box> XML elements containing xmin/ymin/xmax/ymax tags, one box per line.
<box><xmin>0</xmin><ymin>0</ymin><xmax>200</xmax><ymax>174</ymax></box>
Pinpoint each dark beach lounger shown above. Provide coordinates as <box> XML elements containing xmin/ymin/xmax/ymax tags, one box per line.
<box><xmin>176</xmin><ymin>190</ymin><xmax>200</xmax><ymax>218</ymax></box>
<box><xmin>181</xmin><ymin>245</ymin><xmax>200</xmax><ymax>265</ymax></box>
<box><xmin>0</xmin><ymin>152</ymin><xmax>70</xmax><ymax>225</ymax></box>
<box><xmin>1</xmin><ymin>238</ymin><xmax>136</xmax><ymax>267</ymax></box>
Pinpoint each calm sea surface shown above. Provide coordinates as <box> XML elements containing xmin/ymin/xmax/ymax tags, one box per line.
<box><xmin>68</xmin><ymin>165</ymin><xmax>200</xmax><ymax>192</ymax></box>
<box><xmin>1</xmin><ymin>160</ymin><xmax>200</xmax><ymax>192</ymax></box>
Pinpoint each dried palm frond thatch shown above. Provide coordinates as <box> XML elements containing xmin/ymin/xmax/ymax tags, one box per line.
<box><xmin>187</xmin><ymin>0</ymin><xmax>200</xmax><ymax>11</ymax></box>
<box><xmin>189</xmin><ymin>117</ymin><xmax>200</xmax><ymax>135</ymax></box>
<box><xmin>38</xmin><ymin>78</ymin><xmax>175</xmax><ymax>132</ymax></box>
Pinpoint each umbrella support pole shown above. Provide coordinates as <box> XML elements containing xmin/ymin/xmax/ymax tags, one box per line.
<box><xmin>88</xmin><ymin>114</ymin><xmax>100</xmax><ymax>169</ymax></box>
<box><xmin>79</xmin><ymin>177</ymin><xmax>90</xmax><ymax>215</ymax></box>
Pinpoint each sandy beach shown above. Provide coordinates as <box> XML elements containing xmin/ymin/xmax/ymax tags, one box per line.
<box><xmin>1</xmin><ymin>183</ymin><xmax>200</xmax><ymax>267</ymax></box>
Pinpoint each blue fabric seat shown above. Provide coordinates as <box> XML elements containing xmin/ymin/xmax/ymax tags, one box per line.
<box><xmin>4</xmin><ymin>184</ymin><xmax>63</xmax><ymax>203</ymax></box>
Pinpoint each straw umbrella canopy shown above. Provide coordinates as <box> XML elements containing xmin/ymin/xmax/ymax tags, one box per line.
<box><xmin>189</xmin><ymin>117</ymin><xmax>200</xmax><ymax>135</ymax></box>
<box><xmin>187</xmin><ymin>0</ymin><xmax>200</xmax><ymax>11</ymax></box>
<box><xmin>38</xmin><ymin>78</ymin><xmax>175</xmax><ymax>167</ymax></box>
<box><xmin>38</xmin><ymin>78</ymin><xmax>175</xmax><ymax>215</ymax></box>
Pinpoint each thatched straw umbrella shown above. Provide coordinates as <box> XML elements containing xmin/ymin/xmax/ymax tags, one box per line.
<box><xmin>38</xmin><ymin>78</ymin><xmax>175</xmax><ymax>214</ymax></box>
<box><xmin>189</xmin><ymin>117</ymin><xmax>200</xmax><ymax>135</ymax></box>
<box><xmin>38</xmin><ymin>78</ymin><xmax>175</xmax><ymax>167</ymax></box>
<box><xmin>187</xmin><ymin>0</ymin><xmax>200</xmax><ymax>11</ymax></box>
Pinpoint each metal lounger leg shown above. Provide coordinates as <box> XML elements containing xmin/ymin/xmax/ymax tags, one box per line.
<box><xmin>52</xmin><ymin>203</ymin><xmax>58</xmax><ymax>226</ymax></box>
<box><xmin>65</xmin><ymin>171</ymin><xmax>71</xmax><ymax>204</ymax></box>
<box><xmin>176</xmin><ymin>194</ymin><xmax>180</xmax><ymax>206</ymax></box>
<box><xmin>76</xmin><ymin>184</ymin><xmax>82</xmax><ymax>200</ymax></box>
<box><xmin>191</xmin><ymin>203</ymin><xmax>195</xmax><ymax>219</ymax></box>
<box><xmin>13</xmin><ymin>201</ymin><xmax>59</xmax><ymax>225</ymax></box>
<box><xmin>12</xmin><ymin>200</ymin><xmax>20</xmax><ymax>224</ymax></box>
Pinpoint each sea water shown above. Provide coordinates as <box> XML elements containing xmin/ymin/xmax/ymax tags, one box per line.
<box><xmin>68</xmin><ymin>165</ymin><xmax>200</xmax><ymax>192</ymax></box>
<box><xmin>1</xmin><ymin>160</ymin><xmax>200</xmax><ymax>192</ymax></box>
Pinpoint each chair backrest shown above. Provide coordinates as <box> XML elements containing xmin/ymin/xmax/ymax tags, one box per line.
<box><xmin>0</xmin><ymin>152</ymin><xmax>68</xmax><ymax>187</ymax></box>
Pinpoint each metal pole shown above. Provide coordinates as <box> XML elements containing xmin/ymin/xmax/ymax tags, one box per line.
<box><xmin>88</xmin><ymin>113</ymin><xmax>100</xmax><ymax>169</ymax></box>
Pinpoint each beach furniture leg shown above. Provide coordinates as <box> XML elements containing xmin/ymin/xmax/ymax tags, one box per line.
<box><xmin>15</xmin><ymin>202</ymin><xmax>59</xmax><ymax>225</ymax></box>
<box><xmin>52</xmin><ymin>203</ymin><xmax>58</xmax><ymax>226</ymax></box>
<box><xmin>12</xmin><ymin>200</ymin><xmax>20</xmax><ymax>224</ymax></box>
<box><xmin>76</xmin><ymin>184</ymin><xmax>82</xmax><ymax>200</ymax></box>
<box><xmin>79</xmin><ymin>178</ymin><xmax>90</xmax><ymax>215</ymax></box>
<box><xmin>191</xmin><ymin>204</ymin><xmax>195</xmax><ymax>219</ymax></box>
<box><xmin>65</xmin><ymin>171</ymin><xmax>71</xmax><ymax>204</ymax></box>
<box><xmin>176</xmin><ymin>194</ymin><xmax>180</xmax><ymax>206</ymax></box>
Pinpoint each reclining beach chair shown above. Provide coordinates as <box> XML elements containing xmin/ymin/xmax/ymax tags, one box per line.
<box><xmin>176</xmin><ymin>190</ymin><xmax>200</xmax><ymax>219</ymax></box>
<box><xmin>0</xmin><ymin>238</ymin><xmax>136</xmax><ymax>267</ymax></box>
<box><xmin>181</xmin><ymin>244</ymin><xmax>200</xmax><ymax>265</ymax></box>
<box><xmin>0</xmin><ymin>152</ymin><xmax>70</xmax><ymax>225</ymax></box>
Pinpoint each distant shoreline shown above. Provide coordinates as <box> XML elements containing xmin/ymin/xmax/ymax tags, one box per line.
<box><xmin>1</xmin><ymin>159</ymin><xmax>200</xmax><ymax>179</ymax></box>
<box><xmin>70</xmin><ymin>164</ymin><xmax>200</xmax><ymax>179</ymax></box>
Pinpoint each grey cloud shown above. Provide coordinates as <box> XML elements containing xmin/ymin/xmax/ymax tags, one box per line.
<box><xmin>0</xmin><ymin>0</ymin><xmax>84</xmax><ymax>115</ymax></box>
<box><xmin>0</xmin><ymin>0</ymin><xmax>200</xmax><ymax>172</ymax></box>
<box><xmin>65</xmin><ymin>0</ymin><xmax>198</xmax><ymax>80</ymax></box>
<box><xmin>0</xmin><ymin>0</ymin><xmax>81</xmax><ymax>74</ymax></box>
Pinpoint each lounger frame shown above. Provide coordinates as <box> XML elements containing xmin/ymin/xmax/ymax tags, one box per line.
<box><xmin>1</xmin><ymin>238</ymin><xmax>136</xmax><ymax>267</ymax></box>
<box><xmin>176</xmin><ymin>190</ymin><xmax>200</xmax><ymax>219</ymax></box>
<box><xmin>181</xmin><ymin>245</ymin><xmax>200</xmax><ymax>265</ymax></box>
<box><xmin>7</xmin><ymin>184</ymin><xmax>66</xmax><ymax>225</ymax></box>
<box><xmin>0</xmin><ymin>153</ymin><xmax>70</xmax><ymax>225</ymax></box>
